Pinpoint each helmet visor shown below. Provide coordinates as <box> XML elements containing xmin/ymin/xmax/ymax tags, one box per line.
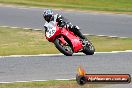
<box><xmin>44</xmin><ymin>15</ymin><xmax>52</xmax><ymax>22</ymax></box>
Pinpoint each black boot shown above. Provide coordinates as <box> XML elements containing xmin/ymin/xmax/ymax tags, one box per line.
<box><xmin>71</xmin><ymin>26</ymin><xmax>88</xmax><ymax>46</ymax></box>
<box><xmin>77</xmin><ymin>32</ymin><xmax>88</xmax><ymax>46</ymax></box>
<box><xmin>72</xmin><ymin>26</ymin><xmax>86</xmax><ymax>40</ymax></box>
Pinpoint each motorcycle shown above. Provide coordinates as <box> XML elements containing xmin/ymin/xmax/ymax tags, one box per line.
<box><xmin>44</xmin><ymin>22</ymin><xmax>95</xmax><ymax>56</ymax></box>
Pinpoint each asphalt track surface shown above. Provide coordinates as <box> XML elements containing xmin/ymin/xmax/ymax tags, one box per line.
<box><xmin>0</xmin><ymin>5</ymin><xmax>132</xmax><ymax>88</ymax></box>
<box><xmin>0</xmin><ymin>6</ymin><xmax>132</xmax><ymax>37</ymax></box>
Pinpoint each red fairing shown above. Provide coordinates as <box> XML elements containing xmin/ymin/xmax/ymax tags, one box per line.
<box><xmin>45</xmin><ymin>23</ymin><xmax>83</xmax><ymax>54</ymax></box>
<box><xmin>61</xmin><ymin>28</ymin><xmax>83</xmax><ymax>52</ymax></box>
<box><xmin>45</xmin><ymin>25</ymin><xmax>61</xmax><ymax>42</ymax></box>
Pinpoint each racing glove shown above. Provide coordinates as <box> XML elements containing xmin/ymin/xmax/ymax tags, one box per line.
<box><xmin>57</xmin><ymin>19</ymin><xmax>66</xmax><ymax>27</ymax></box>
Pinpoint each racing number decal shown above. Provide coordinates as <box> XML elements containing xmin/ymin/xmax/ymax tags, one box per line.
<box><xmin>46</xmin><ymin>27</ymin><xmax>56</xmax><ymax>38</ymax></box>
<box><xmin>49</xmin><ymin>29</ymin><xmax>56</xmax><ymax>37</ymax></box>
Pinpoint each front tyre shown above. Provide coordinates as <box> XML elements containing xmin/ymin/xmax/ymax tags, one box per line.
<box><xmin>83</xmin><ymin>41</ymin><xmax>95</xmax><ymax>55</ymax></box>
<box><xmin>54</xmin><ymin>37</ymin><xmax>73</xmax><ymax>56</ymax></box>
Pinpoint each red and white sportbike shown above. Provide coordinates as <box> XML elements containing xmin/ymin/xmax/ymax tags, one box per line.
<box><xmin>44</xmin><ymin>21</ymin><xmax>95</xmax><ymax>56</ymax></box>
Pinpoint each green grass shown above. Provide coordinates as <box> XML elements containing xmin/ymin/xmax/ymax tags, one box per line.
<box><xmin>89</xmin><ymin>35</ymin><xmax>132</xmax><ymax>52</ymax></box>
<box><xmin>0</xmin><ymin>27</ymin><xmax>132</xmax><ymax>56</ymax></box>
<box><xmin>0</xmin><ymin>0</ymin><xmax>132</xmax><ymax>13</ymax></box>
<box><xmin>0</xmin><ymin>27</ymin><xmax>59</xmax><ymax>56</ymax></box>
<box><xmin>0</xmin><ymin>80</ymin><xmax>103</xmax><ymax>88</ymax></box>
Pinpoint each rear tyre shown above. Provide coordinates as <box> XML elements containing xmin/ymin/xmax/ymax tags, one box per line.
<box><xmin>83</xmin><ymin>41</ymin><xmax>95</xmax><ymax>55</ymax></box>
<box><xmin>54</xmin><ymin>36</ymin><xmax>73</xmax><ymax>56</ymax></box>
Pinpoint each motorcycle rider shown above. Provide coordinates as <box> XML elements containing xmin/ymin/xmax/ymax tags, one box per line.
<box><xmin>43</xmin><ymin>9</ymin><xmax>87</xmax><ymax>44</ymax></box>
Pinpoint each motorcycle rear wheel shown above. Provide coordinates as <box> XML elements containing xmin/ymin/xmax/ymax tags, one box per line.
<box><xmin>83</xmin><ymin>41</ymin><xmax>95</xmax><ymax>55</ymax></box>
<box><xmin>54</xmin><ymin>36</ymin><xmax>73</xmax><ymax>56</ymax></box>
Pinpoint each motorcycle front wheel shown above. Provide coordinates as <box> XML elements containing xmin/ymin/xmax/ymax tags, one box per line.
<box><xmin>54</xmin><ymin>36</ymin><xmax>73</xmax><ymax>56</ymax></box>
